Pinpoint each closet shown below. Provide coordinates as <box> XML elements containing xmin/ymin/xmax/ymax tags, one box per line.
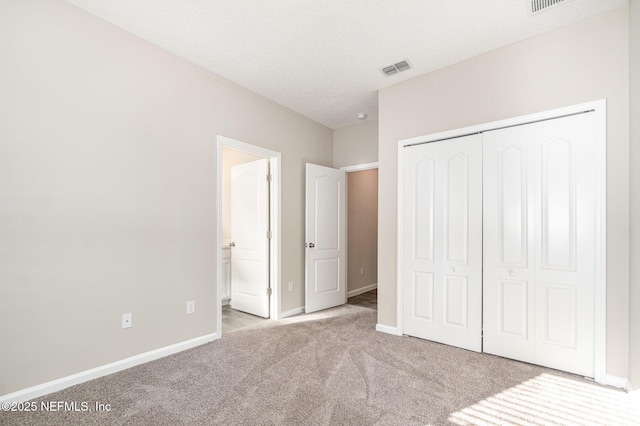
<box><xmin>400</xmin><ymin>105</ymin><xmax>603</xmax><ymax>378</ymax></box>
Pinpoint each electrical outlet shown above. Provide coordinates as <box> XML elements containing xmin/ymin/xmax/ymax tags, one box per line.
<box><xmin>122</xmin><ymin>313</ymin><xmax>132</xmax><ymax>329</ymax></box>
<box><xmin>288</xmin><ymin>281</ymin><xmax>293</xmax><ymax>292</ymax></box>
<box><xmin>187</xmin><ymin>300</ymin><xmax>195</xmax><ymax>314</ymax></box>
<box><xmin>360</xmin><ymin>267</ymin><xmax>364</xmax><ymax>276</ymax></box>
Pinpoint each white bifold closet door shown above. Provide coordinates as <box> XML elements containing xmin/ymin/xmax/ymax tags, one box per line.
<box><xmin>483</xmin><ymin>112</ymin><xmax>596</xmax><ymax>377</ymax></box>
<box><xmin>402</xmin><ymin>134</ymin><xmax>483</xmax><ymax>352</ymax></box>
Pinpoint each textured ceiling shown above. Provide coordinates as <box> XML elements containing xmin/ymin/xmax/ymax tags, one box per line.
<box><xmin>63</xmin><ymin>0</ymin><xmax>627</xmax><ymax>129</ymax></box>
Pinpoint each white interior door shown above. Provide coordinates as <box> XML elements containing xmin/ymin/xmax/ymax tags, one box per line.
<box><xmin>483</xmin><ymin>112</ymin><xmax>596</xmax><ymax>377</ymax></box>
<box><xmin>230</xmin><ymin>158</ymin><xmax>270</xmax><ymax>318</ymax></box>
<box><xmin>402</xmin><ymin>135</ymin><xmax>483</xmax><ymax>352</ymax></box>
<box><xmin>305</xmin><ymin>163</ymin><xmax>346</xmax><ymax>313</ymax></box>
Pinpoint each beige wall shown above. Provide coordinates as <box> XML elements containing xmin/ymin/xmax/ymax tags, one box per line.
<box><xmin>221</xmin><ymin>147</ymin><xmax>262</xmax><ymax>243</ymax></box>
<box><xmin>347</xmin><ymin>169</ymin><xmax>378</xmax><ymax>294</ymax></box>
<box><xmin>334</xmin><ymin>119</ymin><xmax>380</xmax><ymax>296</ymax></box>
<box><xmin>378</xmin><ymin>7</ymin><xmax>630</xmax><ymax>377</ymax></box>
<box><xmin>629</xmin><ymin>0</ymin><xmax>640</xmax><ymax>391</ymax></box>
<box><xmin>333</xmin><ymin>119</ymin><xmax>378</xmax><ymax>168</ymax></box>
<box><xmin>0</xmin><ymin>0</ymin><xmax>332</xmax><ymax>395</ymax></box>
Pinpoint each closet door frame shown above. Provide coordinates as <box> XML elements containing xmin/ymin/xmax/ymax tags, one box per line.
<box><xmin>396</xmin><ymin>99</ymin><xmax>607</xmax><ymax>383</ymax></box>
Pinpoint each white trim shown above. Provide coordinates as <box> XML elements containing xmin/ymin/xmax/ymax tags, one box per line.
<box><xmin>398</xmin><ymin>100</ymin><xmax>604</xmax><ymax>148</ymax></box>
<box><xmin>0</xmin><ymin>333</ymin><xmax>218</xmax><ymax>403</ymax></box>
<box><xmin>216</xmin><ymin>136</ymin><xmax>282</xmax><ymax>338</ymax></box>
<box><xmin>340</xmin><ymin>161</ymin><xmax>378</xmax><ymax>303</ymax></box>
<box><xmin>397</xmin><ymin>100</ymin><xmax>607</xmax><ymax>382</ymax></box>
<box><xmin>396</xmin><ymin>129</ymin><xmax>406</xmax><ymax>337</ymax></box>
<box><xmin>376</xmin><ymin>324</ymin><xmax>402</xmax><ymax>336</ymax></box>
<box><xmin>596</xmin><ymin>374</ymin><xmax>629</xmax><ymax>390</ymax></box>
<box><xmin>347</xmin><ymin>283</ymin><xmax>377</xmax><ymax>298</ymax></box>
<box><xmin>269</xmin><ymin>155</ymin><xmax>282</xmax><ymax>321</ymax></box>
<box><xmin>280</xmin><ymin>306</ymin><xmax>304</xmax><ymax>318</ymax></box>
<box><xmin>592</xmin><ymin>100</ymin><xmax>607</xmax><ymax>384</ymax></box>
<box><xmin>340</xmin><ymin>162</ymin><xmax>379</xmax><ymax>172</ymax></box>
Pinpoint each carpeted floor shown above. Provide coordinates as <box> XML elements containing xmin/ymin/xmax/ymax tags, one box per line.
<box><xmin>1</xmin><ymin>305</ymin><xmax>638</xmax><ymax>425</ymax></box>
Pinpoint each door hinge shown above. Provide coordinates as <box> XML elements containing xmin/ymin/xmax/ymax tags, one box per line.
<box><xmin>267</xmin><ymin>174</ymin><xmax>272</xmax><ymax>182</ymax></box>
<box><xmin>267</xmin><ymin>288</ymin><xmax>272</xmax><ymax>296</ymax></box>
<box><xmin>267</xmin><ymin>231</ymin><xmax>272</xmax><ymax>239</ymax></box>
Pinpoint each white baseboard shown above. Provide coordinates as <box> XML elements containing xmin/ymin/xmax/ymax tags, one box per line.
<box><xmin>281</xmin><ymin>306</ymin><xmax>304</xmax><ymax>319</ymax></box>
<box><xmin>347</xmin><ymin>283</ymin><xmax>377</xmax><ymax>298</ymax></box>
<box><xmin>0</xmin><ymin>332</ymin><xmax>219</xmax><ymax>403</ymax></box>
<box><xmin>597</xmin><ymin>374</ymin><xmax>628</xmax><ymax>389</ymax></box>
<box><xmin>376</xmin><ymin>323</ymin><xmax>402</xmax><ymax>336</ymax></box>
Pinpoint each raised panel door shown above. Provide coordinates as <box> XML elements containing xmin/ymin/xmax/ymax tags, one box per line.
<box><xmin>230</xmin><ymin>159</ymin><xmax>270</xmax><ymax>318</ymax></box>
<box><xmin>533</xmin><ymin>114</ymin><xmax>595</xmax><ymax>376</ymax></box>
<box><xmin>402</xmin><ymin>134</ymin><xmax>482</xmax><ymax>352</ymax></box>
<box><xmin>484</xmin><ymin>113</ymin><xmax>596</xmax><ymax>377</ymax></box>
<box><xmin>305</xmin><ymin>164</ymin><xmax>346</xmax><ymax>313</ymax></box>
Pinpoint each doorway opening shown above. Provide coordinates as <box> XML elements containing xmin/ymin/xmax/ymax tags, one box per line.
<box><xmin>216</xmin><ymin>136</ymin><xmax>281</xmax><ymax>336</ymax></box>
<box><xmin>342</xmin><ymin>162</ymin><xmax>378</xmax><ymax>312</ymax></box>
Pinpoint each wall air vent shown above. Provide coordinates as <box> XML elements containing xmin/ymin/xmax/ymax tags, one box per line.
<box><xmin>528</xmin><ymin>0</ymin><xmax>571</xmax><ymax>15</ymax></box>
<box><xmin>381</xmin><ymin>60</ymin><xmax>412</xmax><ymax>77</ymax></box>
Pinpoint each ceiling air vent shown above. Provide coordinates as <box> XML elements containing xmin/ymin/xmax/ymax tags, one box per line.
<box><xmin>381</xmin><ymin>60</ymin><xmax>412</xmax><ymax>77</ymax></box>
<box><xmin>528</xmin><ymin>0</ymin><xmax>571</xmax><ymax>15</ymax></box>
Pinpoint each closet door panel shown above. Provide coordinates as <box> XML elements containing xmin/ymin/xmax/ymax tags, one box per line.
<box><xmin>413</xmin><ymin>272</ymin><xmax>435</xmax><ymax>321</ymax></box>
<box><xmin>414</xmin><ymin>157</ymin><xmax>436</xmax><ymax>262</ymax></box>
<box><xmin>541</xmin><ymin>282</ymin><xmax>577</xmax><ymax>347</ymax></box>
<box><xmin>499</xmin><ymin>280</ymin><xmax>529</xmax><ymax>339</ymax></box>
<box><xmin>541</xmin><ymin>138</ymin><xmax>576</xmax><ymax>270</ymax></box>
<box><xmin>499</xmin><ymin>146</ymin><xmax>528</xmax><ymax>268</ymax></box>
<box><xmin>483</xmin><ymin>133</ymin><xmax>535</xmax><ymax>362</ymax></box>
<box><xmin>445</xmin><ymin>153</ymin><xmax>469</xmax><ymax>264</ymax></box>
<box><xmin>403</xmin><ymin>135</ymin><xmax>482</xmax><ymax>352</ymax></box>
<box><xmin>439</xmin><ymin>141</ymin><xmax>482</xmax><ymax>350</ymax></box>
<box><xmin>402</xmin><ymin>152</ymin><xmax>439</xmax><ymax>340</ymax></box>
<box><xmin>444</xmin><ymin>275</ymin><xmax>468</xmax><ymax>328</ymax></box>
<box><xmin>484</xmin><ymin>113</ymin><xmax>596</xmax><ymax>377</ymax></box>
<box><xmin>533</xmin><ymin>113</ymin><xmax>595</xmax><ymax>377</ymax></box>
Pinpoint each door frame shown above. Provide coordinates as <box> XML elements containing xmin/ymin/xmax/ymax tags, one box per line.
<box><xmin>216</xmin><ymin>135</ymin><xmax>282</xmax><ymax>337</ymax></box>
<box><xmin>396</xmin><ymin>99</ymin><xmax>607</xmax><ymax>383</ymax></box>
<box><xmin>340</xmin><ymin>162</ymin><xmax>379</xmax><ymax>298</ymax></box>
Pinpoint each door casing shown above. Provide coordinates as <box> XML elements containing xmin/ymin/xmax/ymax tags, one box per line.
<box><xmin>396</xmin><ymin>100</ymin><xmax>607</xmax><ymax>383</ymax></box>
<box><xmin>340</xmin><ymin>162</ymin><xmax>379</xmax><ymax>299</ymax></box>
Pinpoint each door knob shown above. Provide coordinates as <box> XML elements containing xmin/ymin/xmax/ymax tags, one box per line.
<box><xmin>508</xmin><ymin>269</ymin><xmax>515</xmax><ymax>277</ymax></box>
<box><xmin>308</xmin><ymin>243</ymin><xmax>315</xmax><ymax>248</ymax></box>
<box><xmin>229</xmin><ymin>242</ymin><xmax>236</xmax><ymax>247</ymax></box>
<box><xmin>452</xmin><ymin>266</ymin><xmax>458</xmax><ymax>273</ymax></box>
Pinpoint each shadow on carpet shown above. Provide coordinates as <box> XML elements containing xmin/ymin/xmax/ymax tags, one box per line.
<box><xmin>2</xmin><ymin>305</ymin><xmax>638</xmax><ymax>425</ymax></box>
